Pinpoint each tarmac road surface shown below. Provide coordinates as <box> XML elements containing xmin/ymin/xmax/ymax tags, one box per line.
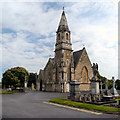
<box><xmin>2</xmin><ymin>91</ymin><xmax>119</xmax><ymax>119</ymax></box>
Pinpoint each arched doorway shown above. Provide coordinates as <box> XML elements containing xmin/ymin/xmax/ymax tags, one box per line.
<box><xmin>40</xmin><ymin>80</ymin><xmax>42</xmax><ymax>91</ymax></box>
<box><xmin>82</xmin><ymin>66</ymin><xmax>88</xmax><ymax>83</ymax></box>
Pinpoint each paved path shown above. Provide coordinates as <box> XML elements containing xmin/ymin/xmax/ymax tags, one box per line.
<box><xmin>2</xmin><ymin>91</ymin><xmax>119</xmax><ymax>118</ymax></box>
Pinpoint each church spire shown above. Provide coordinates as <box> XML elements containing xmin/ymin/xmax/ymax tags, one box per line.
<box><xmin>57</xmin><ymin>8</ymin><xmax>70</xmax><ymax>33</ymax></box>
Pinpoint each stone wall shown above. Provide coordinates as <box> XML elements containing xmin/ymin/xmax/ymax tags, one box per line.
<box><xmin>80</xmin><ymin>83</ymin><xmax>91</xmax><ymax>91</ymax></box>
<box><xmin>75</xmin><ymin>48</ymin><xmax>93</xmax><ymax>91</ymax></box>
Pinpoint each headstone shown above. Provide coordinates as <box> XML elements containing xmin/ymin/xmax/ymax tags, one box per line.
<box><xmin>90</xmin><ymin>77</ymin><xmax>100</xmax><ymax>94</ymax></box>
<box><xmin>82</xmin><ymin>96</ymin><xmax>85</xmax><ymax>103</ymax></box>
<box><xmin>32</xmin><ymin>83</ymin><xmax>35</xmax><ymax>91</ymax></box>
<box><xmin>110</xmin><ymin>77</ymin><xmax>119</xmax><ymax>96</ymax></box>
<box><xmin>79</xmin><ymin>96</ymin><xmax>82</xmax><ymax>101</ymax></box>
<box><xmin>88</xmin><ymin>95</ymin><xmax>92</xmax><ymax>102</ymax></box>
<box><xmin>69</xmin><ymin>80</ymin><xmax>80</xmax><ymax>100</ymax></box>
<box><xmin>24</xmin><ymin>76</ymin><xmax>27</xmax><ymax>92</ymax></box>
<box><xmin>98</xmin><ymin>95</ymin><xmax>101</xmax><ymax>101</ymax></box>
<box><xmin>104</xmin><ymin>79</ymin><xmax>112</xmax><ymax>96</ymax></box>
<box><xmin>102</xmin><ymin>79</ymin><xmax>114</xmax><ymax>102</ymax></box>
<box><xmin>92</xmin><ymin>95</ymin><xmax>96</xmax><ymax>103</ymax></box>
<box><xmin>100</xmin><ymin>80</ymin><xmax>104</xmax><ymax>95</ymax></box>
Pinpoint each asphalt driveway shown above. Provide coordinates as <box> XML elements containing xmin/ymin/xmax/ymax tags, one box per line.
<box><xmin>2</xmin><ymin>91</ymin><xmax>119</xmax><ymax>119</ymax></box>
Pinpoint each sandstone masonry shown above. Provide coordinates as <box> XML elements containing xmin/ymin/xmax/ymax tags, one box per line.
<box><xmin>37</xmin><ymin>9</ymin><xmax>94</xmax><ymax>92</ymax></box>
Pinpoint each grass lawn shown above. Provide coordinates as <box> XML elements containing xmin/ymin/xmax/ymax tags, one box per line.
<box><xmin>1</xmin><ymin>90</ymin><xmax>24</xmax><ymax>94</ymax></box>
<box><xmin>116</xmin><ymin>99</ymin><xmax>120</xmax><ymax>103</ymax></box>
<box><xmin>49</xmin><ymin>97</ymin><xmax>119</xmax><ymax>113</ymax></box>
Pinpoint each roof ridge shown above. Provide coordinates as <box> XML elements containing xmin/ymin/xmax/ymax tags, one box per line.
<box><xmin>73</xmin><ymin>47</ymin><xmax>85</xmax><ymax>53</ymax></box>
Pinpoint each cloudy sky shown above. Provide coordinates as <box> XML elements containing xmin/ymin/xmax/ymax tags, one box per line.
<box><xmin>0</xmin><ymin>0</ymin><xmax>119</xmax><ymax>81</ymax></box>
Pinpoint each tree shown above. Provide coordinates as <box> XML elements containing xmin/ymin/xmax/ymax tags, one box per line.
<box><xmin>97</xmin><ymin>72</ymin><xmax>106</xmax><ymax>89</ymax></box>
<box><xmin>2</xmin><ymin>70</ymin><xmax>14</xmax><ymax>88</ymax></box>
<box><xmin>2</xmin><ymin>67</ymin><xmax>29</xmax><ymax>89</ymax></box>
<box><xmin>97</xmin><ymin>72</ymin><xmax>112</xmax><ymax>89</ymax></box>
<box><xmin>116</xmin><ymin>79</ymin><xmax>120</xmax><ymax>90</ymax></box>
<box><xmin>108</xmin><ymin>80</ymin><xmax>113</xmax><ymax>89</ymax></box>
<box><xmin>27</xmin><ymin>73</ymin><xmax>36</xmax><ymax>88</ymax></box>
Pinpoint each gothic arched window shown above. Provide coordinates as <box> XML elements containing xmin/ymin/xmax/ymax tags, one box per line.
<box><xmin>82</xmin><ymin>67</ymin><xmax>88</xmax><ymax>83</ymax></box>
<box><xmin>66</xmin><ymin>33</ymin><xmax>68</xmax><ymax>40</ymax></box>
<box><xmin>84</xmin><ymin>72</ymin><xmax>86</xmax><ymax>81</ymax></box>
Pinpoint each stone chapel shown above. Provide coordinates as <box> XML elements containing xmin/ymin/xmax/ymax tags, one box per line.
<box><xmin>37</xmin><ymin>9</ymin><xmax>94</xmax><ymax>92</ymax></box>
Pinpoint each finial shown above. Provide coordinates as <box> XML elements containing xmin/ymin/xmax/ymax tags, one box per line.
<box><xmin>63</xmin><ymin>6</ymin><xmax>64</xmax><ymax>11</ymax></box>
<box><xmin>83</xmin><ymin>44</ymin><xmax>85</xmax><ymax>48</ymax></box>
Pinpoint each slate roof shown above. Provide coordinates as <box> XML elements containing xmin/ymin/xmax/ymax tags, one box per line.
<box><xmin>57</xmin><ymin>10</ymin><xmax>70</xmax><ymax>33</ymax></box>
<box><xmin>73</xmin><ymin>48</ymin><xmax>84</xmax><ymax>69</ymax></box>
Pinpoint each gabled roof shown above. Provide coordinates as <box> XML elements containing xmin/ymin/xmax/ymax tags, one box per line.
<box><xmin>50</xmin><ymin>58</ymin><xmax>55</xmax><ymax>64</ymax></box>
<box><xmin>73</xmin><ymin>48</ymin><xmax>84</xmax><ymax>69</ymax></box>
<box><xmin>57</xmin><ymin>10</ymin><xmax>70</xmax><ymax>33</ymax></box>
<box><xmin>44</xmin><ymin>58</ymin><xmax>55</xmax><ymax>70</ymax></box>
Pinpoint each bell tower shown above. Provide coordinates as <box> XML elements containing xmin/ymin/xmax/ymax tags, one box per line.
<box><xmin>55</xmin><ymin>8</ymin><xmax>72</xmax><ymax>52</ymax></box>
<box><xmin>55</xmin><ymin>8</ymin><xmax>74</xmax><ymax>92</ymax></box>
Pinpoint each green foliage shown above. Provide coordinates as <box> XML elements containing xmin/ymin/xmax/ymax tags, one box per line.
<box><xmin>116</xmin><ymin>99</ymin><xmax>120</xmax><ymax>103</ymax></box>
<box><xmin>97</xmin><ymin>72</ymin><xmax>106</xmax><ymax>89</ymax></box>
<box><xmin>2</xmin><ymin>67</ymin><xmax>29</xmax><ymax>89</ymax></box>
<box><xmin>50</xmin><ymin>98</ymin><xmax>119</xmax><ymax>113</ymax></box>
<box><xmin>116</xmin><ymin>80</ymin><xmax>120</xmax><ymax>90</ymax></box>
<box><xmin>97</xmin><ymin>72</ymin><xmax>113</xmax><ymax>89</ymax></box>
<box><xmin>27</xmin><ymin>73</ymin><xmax>36</xmax><ymax>88</ymax></box>
<box><xmin>108</xmin><ymin>80</ymin><xmax>113</xmax><ymax>89</ymax></box>
<box><xmin>1</xmin><ymin>90</ymin><xmax>23</xmax><ymax>94</ymax></box>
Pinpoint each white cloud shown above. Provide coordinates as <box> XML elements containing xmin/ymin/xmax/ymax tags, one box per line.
<box><xmin>2</xmin><ymin>2</ymin><xmax>61</xmax><ymax>36</ymax></box>
<box><xmin>1</xmin><ymin>1</ymin><xmax>118</xmax><ymax>81</ymax></box>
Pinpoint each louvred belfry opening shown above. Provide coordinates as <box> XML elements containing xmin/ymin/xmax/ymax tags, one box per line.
<box><xmin>55</xmin><ymin>8</ymin><xmax>72</xmax><ymax>52</ymax></box>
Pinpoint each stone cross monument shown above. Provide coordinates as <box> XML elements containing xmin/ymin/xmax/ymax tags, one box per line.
<box><xmin>90</xmin><ymin>63</ymin><xmax>100</xmax><ymax>94</ymax></box>
<box><xmin>110</xmin><ymin>77</ymin><xmax>119</xmax><ymax>96</ymax></box>
<box><xmin>24</xmin><ymin>76</ymin><xmax>27</xmax><ymax>92</ymax></box>
<box><xmin>69</xmin><ymin>71</ymin><xmax>80</xmax><ymax>100</ymax></box>
<box><xmin>104</xmin><ymin>79</ymin><xmax>112</xmax><ymax>96</ymax></box>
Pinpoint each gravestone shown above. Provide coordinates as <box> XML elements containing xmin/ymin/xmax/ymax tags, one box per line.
<box><xmin>32</xmin><ymin>83</ymin><xmax>35</xmax><ymax>91</ymax></box>
<box><xmin>100</xmin><ymin>80</ymin><xmax>104</xmax><ymax>95</ymax></box>
<box><xmin>69</xmin><ymin>80</ymin><xmax>80</xmax><ymax>100</ymax></box>
<box><xmin>91</xmin><ymin>63</ymin><xmax>100</xmax><ymax>95</ymax></box>
<box><xmin>88</xmin><ymin>95</ymin><xmax>92</xmax><ymax>102</ymax></box>
<box><xmin>110</xmin><ymin>77</ymin><xmax>119</xmax><ymax>97</ymax></box>
<box><xmin>102</xmin><ymin>78</ymin><xmax>114</xmax><ymax>102</ymax></box>
<box><xmin>90</xmin><ymin>77</ymin><xmax>100</xmax><ymax>94</ymax></box>
<box><xmin>24</xmin><ymin>76</ymin><xmax>27</xmax><ymax>92</ymax></box>
<box><xmin>104</xmin><ymin>79</ymin><xmax>112</xmax><ymax>96</ymax></box>
<box><xmin>79</xmin><ymin>96</ymin><xmax>82</xmax><ymax>101</ymax></box>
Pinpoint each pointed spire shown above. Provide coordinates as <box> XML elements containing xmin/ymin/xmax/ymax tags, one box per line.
<box><xmin>63</xmin><ymin>6</ymin><xmax>64</xmax><ymax>11</ymax></box>
<box><xmin>57</xmin><ymin>8</ymin><xmax>70</xmax><ymax>33</ymax></box>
